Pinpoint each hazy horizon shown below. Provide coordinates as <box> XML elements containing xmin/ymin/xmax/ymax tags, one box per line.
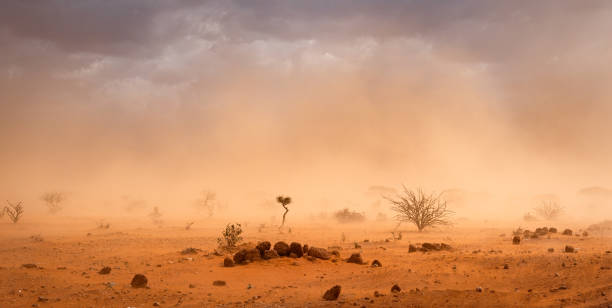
<box><xmin>1</xmin><ymin>1</ymin><xmax>611</xmax><ymax>221</ymax></box>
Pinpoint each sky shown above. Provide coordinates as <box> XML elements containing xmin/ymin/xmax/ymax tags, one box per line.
<box><xmin>1</xmin><ymin>1</ymin><xmax>611</xmax><ymax>219</ymax></box>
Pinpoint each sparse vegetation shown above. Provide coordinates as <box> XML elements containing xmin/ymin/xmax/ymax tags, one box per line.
<box><xmin>148</xmin><ymin>206</ymin><xmax>163</xmax><ymax>227</ymax></box>
<box><xmin>386</xmin><ymin>187</ymin><xmax>453</xmax><ymax>232</ymax></box>
<box><xmin>96</xmin><ymin>220</ymin><xmax>110</xmax><ymax>229</ymax></box>
<box><xmin>217</xmin><ymin>223</ymin><xmax>243</xmax><ymax>251</ymax></box>
<box><xmin>533</xmin><ymin>200</ymin><xmax>563</xmax><ymax>220</ymax></box>
<box><xmin>333</xmin><ymin>208</ymin><xmax>366</xmax><ymax>223</ymax></box>
<box><xmin>276</xmin><ymin>195</ymin><xmax>291</xmax><ymax>230</ymax></box>
<box><xmin>185</xmin><ymin>221</ymin><xmax>195</xmax><ymax>230</ymax></box>
<box><xmin>41</xmin><ymin>192</ymin><xmax>65</xmax><ymax>214</ymax></box>
<box><xmin>3</xmin><ymin>201</ymin><xmax>24</xmax><ymax>223</ymax></box>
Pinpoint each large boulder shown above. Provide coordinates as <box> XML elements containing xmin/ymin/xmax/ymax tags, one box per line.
<box><xmin>233</xmin><ymin>248</ymin><xmax>262</xmax><ymax>264</ymax></box>
<box><xmin>303</xmin><ymin>244</ymin><xmax>309</xmax><ymax>254</ymax></box>
<box><xmin>263</xmin><ymin>249</ymin><xmax>279</xmax><ymax>260</ymax></box>
<box><xmin>289</xmin><ymin>242</ymin><xmax>303</xmax><ymax>258</ymax></box>
<box><xmin>223</xmin><ymin>257</ymin><xmax>234</xmax><ymax>267</ymax></box>
<box><xmin>273</xmin><ymin>241</ymin><xmax>290</xmax><ymax>257</ymax></box>
<box><xmin>256</xmin><ymin>241</ymin><xmax>271</xmax><ymax>255</ymax></box>
<box><xmin>562</xmin><ymin>229</ymin><xmax>573</xmax><ymax>236</ymax></box>
<box><xmin>308</xmin><ymin>247</ymin><xmax>331</xmax><ymax>260</ymax></box>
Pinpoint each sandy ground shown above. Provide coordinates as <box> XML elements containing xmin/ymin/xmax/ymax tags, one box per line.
<box><xmin>1</xmin><ymin>219</ymin><xmax>611</xmax><ymax>307</ymax></box>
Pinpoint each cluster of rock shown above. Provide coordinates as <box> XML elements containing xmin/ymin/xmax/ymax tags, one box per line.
<box><xmin>227</xmin><ymin>241</ymin><xmax>335</xmax><ymax>266</ymax></box>
<box><xmin>408</xmin><ymin>243</ymin><xmax>452</xmax><ymax>253</ymax></box>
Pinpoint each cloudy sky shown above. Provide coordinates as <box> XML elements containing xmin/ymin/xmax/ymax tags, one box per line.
<box><xmin>1</xmin><ymin>1</ymin><xmax>611</xmax><ymax>214</ymax></box>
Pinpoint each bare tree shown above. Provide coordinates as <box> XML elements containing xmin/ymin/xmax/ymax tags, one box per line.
<box><xmin>276</xmin><ymin>195</ymin><xmax>291</xmax><ymax>230</ymax></box>
<box><xmin>4</xmin><ymin>201</ymin><xmax>24</xmax><ymax>223</ymax></box>
<box><xmin>386</xmin><ymin>187</ymin><xmax>453</xmax><ymax>232</ymax></box>
<box><xmin>533</xmin><ymin>200</ymin><xmax>563</xmax><ymax>220</ymax></box>
<box><xmin>196</xmin><ymin>190</ymin><xmax>216</xmax><ymax>217</ymax></box>
<box><xmin>41</xmin><ymin>192</ymin><xmax>65</xmax><ymax>214</ymax></box>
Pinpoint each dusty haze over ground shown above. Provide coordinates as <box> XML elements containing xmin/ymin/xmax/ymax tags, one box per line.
<box><xmin>1</xmin><ymin>1</ymin><xmax>612</xmax><ymax>221</ymax></box>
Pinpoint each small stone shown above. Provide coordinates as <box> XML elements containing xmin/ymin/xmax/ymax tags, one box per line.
<box><xmin>130</xmin><ymin>274</ymin><xmax>148</xmax><ymax>288</ymax></box>
<box><xmin>371</xmin><ymin>260</ymin><xmax>382</xmax><ymax>267</ymax></box>
<box><xmin>323</xmin><ymin>285</ymin><xmax>341</xmax><ymax>301</ymax></box>
<box><xmin>408</xmin><ymin>244</ymin><xmax>417</xmax><ymax>253</ymax></box>
<box><xmin>153</xmin><ymin>302</ymin><xmax>161</xmax><ymax>306</ymax></box>
<box><xmin>476</xmin><ymin>286</ymin><xmax>483</xmax><ymax>292</ymax></box>
<box><xmin>346</xmin><ymin>253</ymin><xmax>363</xmax><ymax>264</ymax></box>
<box><xmin>98</xmin><ymin>266</ymin><xmax>111</xmax><ymax>275</ymax></box>
<box><xmin>21</xmin><ymin>264</ymin><xmax>38</xmax><ymax>269</ymax></box>
<box><xmin>503</xmin><ymin>264</ymin><xmax>509</xmax><ymax>270</ymax></box>
<box><xmin>512</xmin><ymin>236</ymin><xmax>520</xmax><ymax>245</ymax></box>
<box><xmin>37</xmin><ymin>297</ymin><xmax>48</xmax><ymax>302</ymax></box>
<box><xmin>223</xmin><ymin>257</ymin><xmax>234</xmax><ymax>267</ymax></box>
<box><xmin>263</xmin><ymin>249</ymin><xmax>280</xmax><ymax>260</ymax></box>
<box><xmin>212</xmin><ymin>280</ymin><xmax>226</xmax><ymax>286</ymax></box>
<box><xmin>391</xmin><ymin>284</ymin><xmax>401</xmax><ymax>293</ymax></box>
<box><xmin>564</xmin><ymin>245</ymin><xmax>575</xmax><ymax>253</ymax></box>
<box><xmin>189</xmin><ymin>284</ymin><xmax>195</xmax><ymax>288</ymax></box>
<box><xmin>548</xmin><ymin>248</ymin><xmax>554</xmax><ymax>253</ymax></box>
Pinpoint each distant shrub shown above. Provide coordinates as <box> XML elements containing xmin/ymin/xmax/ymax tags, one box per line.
<box><xmin>217</xmin><ymin>223</ymin><xmax>243</xmax><ymax>251</ymax></box>
<box><xmin>3</xmin><ymin>201</ymin><xmax>24</xmax><ymax>223</ymax></box>
<box><xmin>334</xmin><ymin>208</ymin><xmax>366</xmax><ymax>223</ymax></box>
<box><xmin>148</xmin><ymin>206</ymin><xmax>163</xmax><ymax>227</ymax></box>
<box><xmin>523</xmin><ymin>212</ymin><xmax>538</xmax><ymax>222</ymax></box>
<box><xmin>41</xmin><ymin>192</ymin><xmax>65</xmax><ymax>214</ymax></box>
<box><xmin>533</xmin><ymin>200</ymin><xmax>563</xmax><ymax>220</ymax></box>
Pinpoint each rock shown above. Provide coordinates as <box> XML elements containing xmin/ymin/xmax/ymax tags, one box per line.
<box><xmin>153</xmin><ymin>302</ymin><xmax>161</xmax><ymax>306</ymax></box>
<box><xmin>130</xmin><ymin>274</ymin><xmax>148</xmax><ymax>288</ymax></box>
<box><xmin>330</xmin><ymin>250</ymin><xmax>340</xmax><ymax>257</ymax></box>
<box><xmin>98</xmin><ymin>266</ymin><xmax>111</xmax><ymax>275</ymax></box>
<box><xmin>408</xmin><ymin>244</ymin><xmax>417</xmax><ymax>253</ymax></box>
<box><xmin>37</xmin><ymin>297</ymin><xmax>48</xmax><ymax>302</ymax></box>
<box><xmin>562</xmin><ymin>229</ymin><xmax>573</xmax><ymax>236</ymax></box>
<box><xmin>212</xmin><ymin>280</ymin><xmax>226</xmax><ymax>286</ymax></box>
<box><xmin>582</xmin><ymin>231</ymin><xmax>588</xmax><ymax>237</ymax></box>
<box><xmin>512</xmin><ymin>236</ymin><xmax>521</xmax><ymax>245</ymax></box>
<box><xmin>391</xmin><ymin>284</ymin><xmax>401</xmax><ymax>293</ymax></box>
<box><xmin>564</xmin><ymin>245</ymin><xmax>575</xmax><ymax>253</ymax></box>
<box><xmin>256</xmin><ymin>241</ymin><xmax>271</xmax><ymax>255</ymax></box>
<box><xmin>181</xmin><ymin>247</ymin><xmax>200</xmax><ymax>255</ymax></box>
<box><xmin>503</xmin><ymin>264</ymin><xmax>509</xmax><ymax>269</ymax></box>
<box><xmin>21</xmin><ymin>264</ymin><xmax>38</xmax><ymax>269</ymax></box>
<box><xmin>263</xmin><ymin>249</ymin><xmax>279</xmax><ymax>260</ymax></box>
<box><xmin>273</xmin><ymin>241</ymin><xmax>290</xmax><ymax>256</ymax></box>
<box><xmin>354</xmin><ymin>243</ymin><xmax>362</xmax><ymax>249</ymax></box>
<box><xmin>289</xmin><ymin>253</ymin><xmax>298</xmax><ymax>258</ymax></box>
<box><xmin>421</xmin><ymin>243</ymin><xmax>437</xmax><ymax>251</ymax></box>
<box><xmin>303</xmin><ymin>244</ymin><xmax>309</xmax><ymax>254</ymax></box>
<box><xmin>308</xmin><ymin>247</ymin><xmax>331</xmax><ymax>260</ymax></box>
<box><xmin>440</xmin><ymin>243</ymin><xmax>452</xmax><ymax>251</ymax></box>
<box><xmin>347</xmin><ymin>253</ymin><xmax>364</xmax><ymax>264</ymax></box>
<box><xmin>548</xmin><ymin>248</ymin><xmax>554</xmax><ymax>253</ymax></box>
<box><xmin>189</xmin><ymin>283</ymin><xmax>196</xmax><ymax>288</ymax></box>
<box><xmin>289</xmin><ymin>242</ymin><xmax>303</xmax><ymax>257</ymax></box>
<box><xmin>233</xmin><ymin>248</ymin><xmax>262</xmax><ymax>264</ymax></box>
<box><xmin>323</xmin><ymin>285</ymin><xmax>341</xmax><ymax>300</ymax></box>
<box><xmin>549</xmin><ymin>227</ymin><xmax>557</xmax><ymax>233</ymax></box>
<box><xmin>371</xmin><ymin>260</ymin><xmax>382</xmax><ymax>267</ymax></box>
<box><xmin>223</xmin><ymin>257</ymin><xmax>234</xmax><ymax>267</ymax></box>
<box><xmin>476</xmin><ymin>286</ymin><xmax>483</xmax><ymax>292</ymax></box>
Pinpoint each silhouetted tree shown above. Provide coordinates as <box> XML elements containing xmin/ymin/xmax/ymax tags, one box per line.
<box><xmin>386</xmin><ymin>187</ymin><xmax>452</xmax><ymax>232</ymax></box>
<box><xmin>4</xmin><ymin>201</ymin><xmax>24</xmax><ymax>223</ymax></box>
<box><xmin>533</xmin><ymin>200</ymin><xmax>563</xmax><ymax>220</ymax></box>
<box><xmin>276</xmin><ymin>195</ymin><xmax>291</xmax><ymax>230</ymax></box>
<box><xmin>41</xmin><ymin>192</ymin><xmax>65</xmax><ymax>214</ymax></box>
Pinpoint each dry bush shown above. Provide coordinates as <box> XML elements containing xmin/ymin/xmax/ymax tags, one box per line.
<box><xmin>333</xmin><ymin>208</ymin><xmax>366</xmax><ymax>223</ymax></box>
<box><xmin>185</xmin><ymin>221</ymin><xmax>195</xmax><ymax>230</ymax></box>
<box><xmin>587</xmin><ymin>220</ymin><xmax>612</xmax><ymax>237</ymax></box>
<box><xmin>96</xmin><ymin>220</ymin><xmax>110</xmax><ymax>229</ymax></box>
<box><xmin>386</xmin><ymin>187</ymin><xmax>453</xmax><ymax>232</ymax></box>
<box><xmin>41</xmin><ymin>192</ymin><xmax>65</xmax><ymax>214</ymax></box>
<box><xmin>534</xmin><ymin>200</ymin><xmax>563</xmax><ymax>220</ymax></box>
<box><xmin>148</xmin><ymin>206</ymin><xmax>163</xmax><ymax>227</ymax></box>
<box><xmin>196</xmin><ymin>190</ymin><xmax>216</xmax><ymax>217</ymax></box>
<box><xmin>3</xmin><ymin>201</ymin><xmax>24</xmax><ymax>223</ymax></box>
<box><xmin>217</xmin><ymin>223</ymin><xmax>243</xmax><ymax>251</ymax></box>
